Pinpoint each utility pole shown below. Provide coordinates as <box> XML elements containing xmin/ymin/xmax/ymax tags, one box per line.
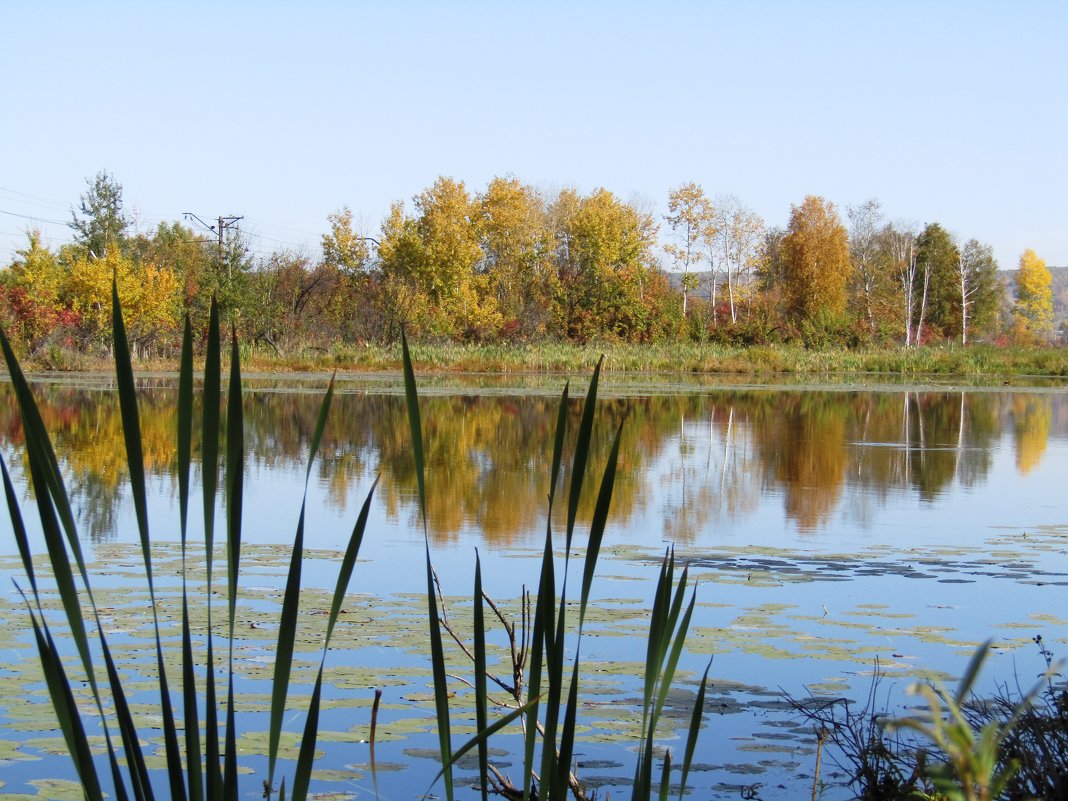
<box><xmin>183</xmin><ymin>212</ymin><xmax>244</xmax><ymax>279</ymax></box>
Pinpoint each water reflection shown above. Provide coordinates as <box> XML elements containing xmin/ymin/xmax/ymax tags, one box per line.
<box><xmin>0</xmin><ymin>381</ymin><xmax>1061</xmax><ymax>542</ymax></box>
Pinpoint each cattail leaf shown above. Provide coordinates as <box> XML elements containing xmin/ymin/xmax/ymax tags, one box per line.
<box><xmin>679</xmin><ymin>659</ymin><xmax>711</xmax><ymax>800</ymax></box>
<box><xmin>474</xmin><ymin>552</ymin><xmax>489</xmax><ymax>801</ymax></box>
<box><xmin>566</xmin><ymin>356</ymin><xmax>602</xmax><ymax>550</ymax></box>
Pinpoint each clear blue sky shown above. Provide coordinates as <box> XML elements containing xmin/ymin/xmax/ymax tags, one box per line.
<box><xmin>2</xmin><ymin>1</ymin><xmax>1065</xmax><ymax>269</ymax></box>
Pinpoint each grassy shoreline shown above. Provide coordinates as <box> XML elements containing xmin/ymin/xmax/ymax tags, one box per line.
<box><xmin>15</xmin><ymin>341</ymin><xmax>1068</xmax><ymax>380</ymax></box>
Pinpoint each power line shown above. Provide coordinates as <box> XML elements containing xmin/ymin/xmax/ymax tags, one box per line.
<box><xmin>0</xmin><ymin>208</ymin><xmax>68</xmax><ymax>226</ymax></box>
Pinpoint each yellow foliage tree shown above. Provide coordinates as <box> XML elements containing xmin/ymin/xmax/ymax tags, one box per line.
<box><xmin>66</xmin><ymin>249</ymin><xmax>182</xmax><ymax>348</ymax></box>
<box><xmin>781</xmin><ymin>195</ymin><xmax>852</xmax><ymax>322</ymax></box>
<box><xmin>1013</xmin><ymin>249</ymin><xmax>1053</xmax><ymax>340</ymax></box>
<box><xmin>2</xmin><ymin>230</ymin><xmax>68</xmax><ymax>348</ymax></box>
<box><xmin>479</xmin><ymin>177</ymin><xmax>557</xmax><ymax>338</ymax></box>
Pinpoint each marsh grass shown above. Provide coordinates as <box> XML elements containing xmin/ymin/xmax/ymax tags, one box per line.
<box><xmin>10</xmin><ymin>339</ymin><xmax>1068</xmax><ymax>380</ymax></box>
<box><xmin>1</xmin><ymin>288</ymin><xmax>709</xmax><ymax>801</ymax></box>
<box><xmin>238</xmin><ymin>341</ymin><xmax>1068</xmax><ymax>379</ymax></box>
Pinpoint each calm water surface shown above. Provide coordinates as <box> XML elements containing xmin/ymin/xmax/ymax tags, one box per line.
<box><xmin>1</xmin><ymin>373</ymin><xmax>1066</xmax><ymax>800</ymax></box>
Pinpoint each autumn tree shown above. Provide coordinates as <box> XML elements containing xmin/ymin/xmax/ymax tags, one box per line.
<box><xmin>321</xmin><ymin>206</ymin><xmax>371</xmax><ymax>275</ymax></box>
<box><xmin>66</xmin><ymin>248</ymin><xmax>182</xmax><ymax>350</ymax></box>
<box><xmin>478</xmin><ymin>177</ymin><xmax>556</xmax><ymax>339</ymax></box>
<box><xmin>1014</xmin><ymin>249</ymin><xmax>1054</xmax><ymax>340</ymax></box>
<box><xmin>377</xmin><ymin>200</ymin><xmax>429</xmax><ymax>341</ymax></box>
<box><xmin>319</xmin><ymin>206</ymin><xmax>376</xmax><ymax>341</ymax></box>
<box><xmin>780</xmin><ymin>196</ymin><xmax>852</xmax><ymax>323</ymax></box>
<box><xmin>664</xmin><ymin>182</ymin><xmax>712</xmax><ymax>317</ymax></box>
<box><xmin>414</xmin><ymin>176</ymin><xmax>499</xmax><ymax>339</ymax></box>
<box><xmin>69</xmin><ymin>171</ymin><xmax>130</xmax><ymax>259</ymax></box>
<box><xmin>127</xmin><ymin>222</ymin><xmax>215</xmax><ymax>327</ymax></box>
<box><xmin>551</xmin><ymin>187</ymin><xmax>660</xmax><ymax>342</ymax></box>
<box><xmin>1</xmin><ymin>230</ymin><xmax>70</xmax><ymax>349</ymax></box>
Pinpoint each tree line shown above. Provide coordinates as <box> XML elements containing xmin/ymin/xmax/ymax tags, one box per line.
<box><xmin>0</xmin><ymin>171</ymin><xmax>1057</xmax><ymax>358</ymax></box>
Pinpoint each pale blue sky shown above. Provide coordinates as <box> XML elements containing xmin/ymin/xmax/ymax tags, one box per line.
<box><xmin>2</xmin><ymin>1</ymin><xmax>1065</xmax><ymax>269</ymax></box>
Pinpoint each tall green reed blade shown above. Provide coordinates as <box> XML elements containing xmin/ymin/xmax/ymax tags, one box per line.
<box><xmin>565</xmin><ymin>355</ymin><xmax>602</xmax><ymax>552</ymax></box>
<box><xmin>401</xmin><ymin>332</ymin><xmax>453</xmax><ymax>801</ymax></box>
<box><xmin>555</xmin><ymin>417</ymin><xmax>625</xmax><ymax>798</ymax></box>
<box><xmin>548</xmin><ymin>381</ymin><xmax>569</xmax><ymax>509</ymax></box>
<box><xmin>632</xmin><ymin>555</ymin><xmax>697</xmax><ymax>801</ymax></box>
<box><xmin>1</xmin><ymin>329</ymin><xmax>137</xmax><ymax>801</ymax></box>
<box><xmin>650</xmin><ymin>573</ymin><xmax>693</xmax><ymax>727</ymax></box>
<box><xmin>202</xmin><ymin>299</ymin><xmax>223</xmax><ymax>801</ymax></box>
<box><xmin>578</xmin><ymin>418</ymin><xmax>624</xmax><ymax>626</ymax></box>
<box><xmin>112</xmin><ymin>283</ymin><xmax>187</xmax><ymax>801</ymax></box>
<box><xmin>222</xmin><ymin>327</ymin><xmax>244</xmax><ymax>799</ymax></box>
<box><xmin>678</xmin><ymin>659</ymin><xmax>711</xmax><ymax>801</ymax></box>
<box><xmin>522</xmin><ymin>380</ymin><xmax>569</xmax><ymax>801</ymax></box>
<box><xmin>640</xmin><ymin>552</ymin><xmax>672</xmax><ymax>733</ymax></box>
<box><xmin>656</xmin><ymin>750</ymin><xmax>671</xmax><ymax>801</ymax></box>
<box><xmin>0</xmin><ymin>333</ymin><xmax>79</xmax><ymax>547</ymax></box>
<box><xmin>15</xmin><ymin>585</ymin><xmax>105</xmax><ymax>800</ymax></box>
<box><xmin>533</xmin><ymin>525</ymin><xmax>561</xmax><ymax>800</ymax></box>
<box><xmin>473</xmin><ymin>551</ymin><xmax>489</xmax><ymax>801</ymax></box>
<box><xmin>4</xmin><ymin>455</ymin><xmax>102</xmax><ymax>798</ymax></box>
<box><xmin>177</xmin><ymin>315</ymin><xmax>204</xmax><ymax>801</ymax></box>
<box><xmin>267</xmin><ymin>375</ymin><xmax>336</xmax><ymax>790</ymax></box>
<box><xmin>543</xmin><ymin>358</ymin><xmax>607</xmax><ymax>797</ymax></box>
<box><xmin>3</xmin><ymin>455</ymin><xmax>38</xmax><ymax>599</ymax></box>
<box><xmin>541</xmin><ymin>360</ymin><xmax>608</xmax><ymax>800</ymax></box>
<box><xmin>289</xmin><ymin>478</ymin><xmax>378</xmax><ymax>801</ymax></box>
<box><xmin>634</xmin><ymin>558</ymin><xmax>672</xmax><ymax>800</ymax></box>
<box><xmin>0</xmin><ymin>331</ymin><xmax>95</xmax><ymax>686</ymax></box>
<box><xmin>203</xmin><ymin>300</ymin><xmax>221</xmax><ymax>552</ymax></box>
<box><xmin>178</xmin><ymin>315</ymin><xmax>193</xmax><ymax>540</ymax></box>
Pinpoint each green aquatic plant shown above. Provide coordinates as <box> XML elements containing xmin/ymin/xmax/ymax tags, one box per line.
<box><xmin>2</xmin><ymin>288</ymin><xmax>377</xmax><ymax>801</ymax></box>
<box><xmin>1</xmin><ymin>287</ymin><xmax>711</xmax><ymax>801</ymax></box>
<box><xmin>884</xmin><ymin>640</ymin><xmax>1052</xmax><ymax>801</ymax></box>
<box><xmin>407</xmin><ymin>341</ymin><xmax>710</xmax><ymax>801</ymax></box>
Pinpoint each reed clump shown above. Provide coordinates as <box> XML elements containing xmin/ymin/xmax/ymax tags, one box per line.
<box><xmin>1</xmin><ymin>286</ymin><xmax>708</xmax><ymax>801</ymax></box>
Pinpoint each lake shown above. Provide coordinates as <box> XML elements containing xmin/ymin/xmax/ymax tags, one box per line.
<box><xmin>1</xmin><ymin>372</ymin><xmax>1066</xmax><ymax>800</ymax></box>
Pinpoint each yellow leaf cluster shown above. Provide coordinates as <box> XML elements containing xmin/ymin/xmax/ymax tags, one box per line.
<box><xmin>67</xmin><ymin>249</ymin><xmax>182</xmax><ymax>345</ymax></box>
<box><xmin>1013</xmin><ymin>248</ymin><xmax>1053</xmax><ymax>338</ymax></box>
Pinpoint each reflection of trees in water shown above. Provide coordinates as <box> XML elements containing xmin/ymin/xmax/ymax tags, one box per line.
<box><xmin>660</xmin><ymin>402</ymin><xmax>763</xmax><ymax>543</ymax></box>
<box><xmin>1011</xmin><ymin>396</ymin><xmax>1052</xmax><ymax>474</ymax></box>
<box><xmin>0</xmin><ymin>383</ymin><xmax>1059</xmax><ymax>543</ymax></box>
<box><xmin>750</xmin><ymin>390</ymin><xmax>1002</xmax><ymax>530</ymax></box>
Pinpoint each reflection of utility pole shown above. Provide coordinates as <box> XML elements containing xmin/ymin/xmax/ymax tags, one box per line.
<box><xmin>183</xmin><ymin>212</ymin><xmax>244</xmax><ymax>279</ymax></box>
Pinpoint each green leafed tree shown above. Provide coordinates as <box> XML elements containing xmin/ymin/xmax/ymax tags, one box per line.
<box><xmin>847</xmin><ymin>199</ymin><xmax>899</xmax><ymax>335</ymax></box>
<box><xmin>916</xmin><ymin>222</ymin><xmax>961</xmax><ymax>342</ymax></box>
<box><xmin>955</xmin><ymin>239</ymin><xmax>1001</xmax><ymax>344</ymax></box>
<box><xmin>69</xmin><ymin>171</ymin><xmax>130</xmax><ymax>259</ymax></box>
